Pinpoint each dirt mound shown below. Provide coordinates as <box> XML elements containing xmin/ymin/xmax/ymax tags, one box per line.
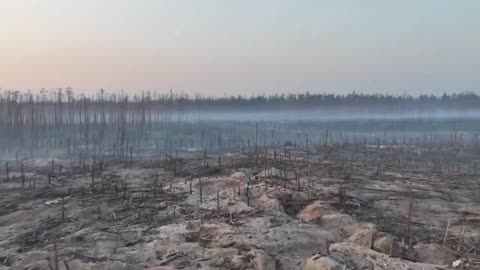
<box><xmin>256</xmin><ymin>194</ymin><xmax>284</xmax><ymax>212</ymax></box>
<box><xmin>319</xmin><ymin>213</ymin><xmax>375</xmax><ymax>240</ymax></box>
<box><xmin>413</xmin><ymin>243</ymin><xmax>457</xmax><ymax>265</ymax></box>
<box><xmin>303</xmin><ymin>242</ymin><xmax>449</xmax><ymax>270</ymax></box>
<box><xmin>198</xmin><ymin>223</ymin><xmax>234</xmax><ymax>248</ymax></box>
<box><xmin>303</xmin><ymin>255</ymin><xmax>341</xmax><ymax>270</ymax></box>
<box><xmin>224</xmin><ymin>250</ymin><xmax>277</xmax><ymax>270</ymax></box>
<box><xmin>346</xmin><ymin>228</ymin><xmax>375</xmax><ymax>248</ymax></box>
<box><xmin>372</xmin><ymin>233</ymin><xmax>396</xmax><ymax>255</ymax></box>
<box><xmin>298</xmin><ymin>201</ymin><xmax>336</xmax><ymax>223</ymax></box>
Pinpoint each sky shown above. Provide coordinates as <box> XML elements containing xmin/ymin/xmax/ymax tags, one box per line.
<box><xmin>0</xmin><ymin>0</ymin><xmax>479</xmax><ymax>96</ymax></box>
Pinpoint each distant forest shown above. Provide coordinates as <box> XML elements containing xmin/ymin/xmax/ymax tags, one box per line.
<box><xmin>1</xmin><ymin>89</ymin><xmax>480</xmax><ymax>112</ymax></box>
<box><xmin>1</xmin><ymin>88</ymin><xmax>480</xmax><ymax>158</ymax></box>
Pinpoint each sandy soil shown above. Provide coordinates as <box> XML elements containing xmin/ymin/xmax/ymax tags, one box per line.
<box><xmin>0</xmin><ymin>145</ymin><xmax>479</xmax><ymax>269</ymax></box>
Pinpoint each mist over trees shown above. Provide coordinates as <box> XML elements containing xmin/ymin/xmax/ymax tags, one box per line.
<box><xmin>1</xmin><ymin>88</ymin><xmax>479</xmax><ymax>161</ymax></box>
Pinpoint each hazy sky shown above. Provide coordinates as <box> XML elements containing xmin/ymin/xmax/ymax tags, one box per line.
<box><xmin>1</xmin><ymin>0</ymin><xmax>479</xmax><ymax>96</ymax></box>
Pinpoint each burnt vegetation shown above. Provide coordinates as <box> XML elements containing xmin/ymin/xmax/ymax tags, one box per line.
<box><xmin>0</xmin><ymin>89</ymin><xmax>479</xmax><ymax>269</ymax></box>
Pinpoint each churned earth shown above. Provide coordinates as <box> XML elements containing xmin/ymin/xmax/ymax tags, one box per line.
<box><xmin>0</xmin><ymin>145</ymin><xmax>479</xmax><ymax>269</ymax></box>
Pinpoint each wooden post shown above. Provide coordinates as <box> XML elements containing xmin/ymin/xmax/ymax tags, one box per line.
<box><xmin>203</xmin><ymin>150</ymin><xmax>207</xmax><ymax>167</ymax></box>
<box><xmin>99</xmin><ymin>174</ymin><xmax>105</xmax><ymax>194</ymax></box>
<box><xmin>407</xmin><ymin>179</ymin><xmax>413</xmax><ymax>246</ymax></box>
<box><xmin>5</xmin><ymin>162</ymin><xmax>9</xmax><ymax>182</ymax></box>
<box><xmin>173</xmin><ymin>159</ymin><xmax>176</xmax><ymax>176</ymax></box>
<box><xmin>21</xmin><ymin>162</ymin><xmax>25</xmax><ymax>190</ymax></box>
<box><xmin>154</xmin><ymin>172</ymin><xmax>158</xmax><ymax>199</ymax></box>
<box><xmin>246</xmin><ymin>180</ymin><xmax>250</xmax><ymax>207</ymax></box>
<box><xmin>61</xmin><ymin>196</ymin><xmax>65</xmax><ymax>221</ymax></box>
<box><xmin>91</xmin><ymin>165</ymin><xmax>95</xmax><ymax>191</ymax></box>
<box><xmin>15</xmin><ymin>151</ymin><xmax>19</xmax><ymax>169</ymax></box>
<box><xmin>199</xmin><ymin>177</ymin><xmax>203</xmax><ymax>203</ymax></box>
<box><xmin>443</xmin><ymin>218</ymin><xmax>451</xmax><ymax>247</ymax></box>
<box><xmin>255</xmin><ymin>122</ymin><xmax>258</xmax><ymax>165</ymax></box>
<box><xmin>53</xmin><ymin>242</ymin><xmax>59</xmax><ymax>270</ymax></box>
<box><xmin>296</xmin><ymin>171</ymin><xmax>300</xmax><ymax>191</ymax></box>
<box><xmin>457</xmin><ymin>225</ymin><xmax>465</xmax><ymax>252</ymax></box>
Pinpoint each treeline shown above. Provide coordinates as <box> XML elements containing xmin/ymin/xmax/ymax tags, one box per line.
<box><xmin>1</xmin><ymin>89</ymin><xmax>479</xmax><ymax>147</ymax></box>
<box><xmin>1</xmin><ymin>88</ymin><xmax>479</xmax><ymax>160</ymax></box>
<box><xmin>1</xmin><ymin>89</ymin><xmax>480</xmax><ymax>111</ymax></box>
